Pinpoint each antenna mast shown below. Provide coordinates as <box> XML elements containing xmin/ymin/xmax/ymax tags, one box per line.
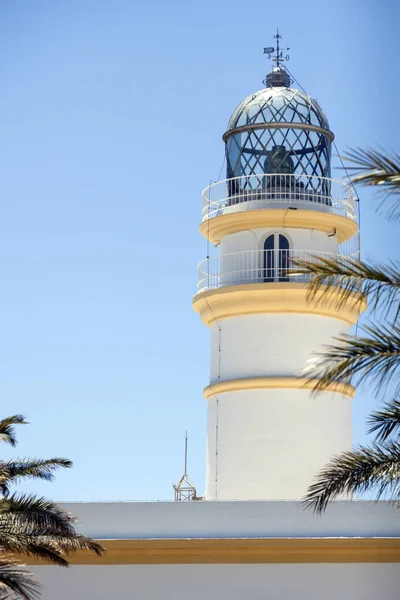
<box><xmin>184</xmin><ymin>431</ymin><xmax>188</xmax><ymax>476</ymax></box>
<box><xmin>173</xmin><ymin>432</ymin><xmax>198</xmax><ymax>501</ymax></box>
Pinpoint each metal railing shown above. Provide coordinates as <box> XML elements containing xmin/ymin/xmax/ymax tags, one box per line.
<box><xmin>202</xmin><ymin>174</ymin><xmax>357</xmax><ymax>222</ymax></box>
<box><xmin>197</xmin><ymin>249</ymin><xmax>359</xmax><ymax>292</ymax></box>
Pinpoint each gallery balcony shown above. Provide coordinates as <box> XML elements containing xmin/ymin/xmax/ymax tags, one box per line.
<box><xmin>193</xmin><ymin>247</ymin><xmax>366</xmax><ymax>328</ymax></box>
<box><xmin>197</xmin><ymin>249</ymin><xmax>359</xmax><ymax>293</ymax></box>
<box><xmin>201</xmin><ymin>174</ymin><xmax>357</xmax><ymax>222</ymax></box>
<box><xmin>199</xmin><ymin>174</ymin><xmax>359</xmax><ymax>246</ymax></box>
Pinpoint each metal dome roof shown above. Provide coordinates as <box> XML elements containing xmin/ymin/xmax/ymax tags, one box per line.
<box><xmin>227</xmin><ymin>86</ymin><xmax>330</xmax><ymax>133</ymax></box>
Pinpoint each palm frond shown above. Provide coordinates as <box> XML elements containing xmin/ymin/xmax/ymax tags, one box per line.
<box><xmin>303</xmin><ymin>441</ymin><xmax>400</xmax><ymax>513</ymax></box>
<box><xmin>0</xmin><ymin>534</ymin><xmax>103</xmax><ymax>566</ymax></box>
<box><xmin>0</xmin><ymin>416</ymin><xmax>27</xmax><ymax>448</ymax></box>
<box><xmin>0</xmin><ymin>534</ymin><xmax>69</xmax><ymax>567</ymax></box>
<box><xmin>0</xmin><ymin>458</ymin><xmax>72</xmax><ymax>496</ymax></box>
<box><xmin>0</xmin><ymin>494</ymin><xmax>77</xmax><ymax>537</ymax></box>
<box><xmin>0</xmin><ymin>559</ymin><xmax>39</xmax><ymax>600</ymax></box>
<box><xmin>291</xmin><ymin>255</ymin><xmax>400</xmax><ymax>321</ymax></box>
<box><xmin>0</xmin><ymin>415</ymin><xmax>104</xmax><ymax>578</ymax></box>
<box><xmin>0</xmin><ymin>494</ymin><xmax>104</xmax><ymax>565</ymax></box>
<box><xmin>35</xmin><ymin>534</ymin><xmax>104</xmax><ymax>558</ymax></box>
<box><xmin>342</xmin><ymin>148</ymin><xmax>400</xmax><ymax>220</ymax></box>
<box><xmin>303</xmin><ymin>323</ymin><xmax>400</xmax><ymax>394</ymax></box>
<box><xmin>367</xmin><ymin>398</ymin><xmax>400</xmax><ymax>443</ymax></box>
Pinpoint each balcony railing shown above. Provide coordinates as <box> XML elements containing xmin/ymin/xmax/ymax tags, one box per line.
<box><xmin>202</xmin><ymin>174</ymin><xmax>357</xmax><ymax>222</ymax></box>
<box><xmin>197</xmin><ymin>249</ymin><xmax>359</xmax><ymax>293</ymax></box>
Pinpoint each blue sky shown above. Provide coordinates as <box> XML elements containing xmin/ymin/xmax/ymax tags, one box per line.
<box><xmin>0</xmin><ymin>0</ymin><xmax>398</xmax><ymax>501</ymax></box>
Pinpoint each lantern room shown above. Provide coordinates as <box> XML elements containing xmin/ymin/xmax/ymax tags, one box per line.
<box><xmin>223</xmin><ymin>66</ymin><xmax>334</xmax><ymax>202</ymax></box>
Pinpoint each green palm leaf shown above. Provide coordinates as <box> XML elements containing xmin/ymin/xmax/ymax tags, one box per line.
<box><xmin>291</xmin><ymin>255</ymin><xmax>400</xmax><ymax>321</ymax></box>
<box><xmin>304</xmin><ymin>323</ymin><xmax>400</xmax><ymax>393</ymax></box>
<box><xmin>303</xmin><ymin>147</ymin><xmax>400</xmax><ymax>513</ymax></box>
<box><xmin>0</xmin><ymin>416</ymin><xmax>104</xmax><ymax>597</ymax></box>
<box><xmin>0</xmin><ymin>559</ymin><xmax>39</xmax><ymax>600</ymax></box>
<box><xmin>0</xmin><ymin>458</ymin><xmax>72</xmax><ymax>496</ymax></box>
<box><xmin>343</xmin><ymin>147</ymin><xmax>400</xmax><ymax>219</ymax></box>
<box><xmin>303</xmin><ymin>441</ymin><xmax>400</xmax><ymax>513</ymax></box>
<box><xmin>0</xmin><ymin>533</ymin><xmax>69</xmax><ymax>567</ymax></box>
<box><xmin>0</xmin><ymin>533</ymin><xmax>103</xmax><ymax>567</ymax></box>
<box><xmin>367</xmin><ymin>398</ymin><xmax>400</xmax><ymax>443</ymax></box>
<box><xmin>0</xmin><ymin>495</ymin><xmax>103</xmax><ymax>565</ymax></box>
<box><xmin>0</xmin><ymin>494</ymin><xmax>78</xmax><ymax>537</ymax></box>
<box><xmin>0</xmin><ymin>417</ymin><xmax>27</xmax><ymax>448</ymax></box>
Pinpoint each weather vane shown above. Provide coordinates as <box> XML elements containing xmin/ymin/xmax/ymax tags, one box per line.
<box><xmin>264</xmin><ymin>30</ymin><xmax>290</xmax><ymax>68</ymax></box>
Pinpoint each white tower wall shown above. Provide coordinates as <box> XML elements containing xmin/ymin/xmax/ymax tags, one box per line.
<box><xmin>220</xmin><ymin>227</ymin><xmax>339</xmax><ymax>256</ymax></box>
<box><xmin>205</xmin><ymin>388</ymin><xmax>352</xmax><ymax>500</ymax></box>
<box><xmin>210</xmin><ymin>313</ymin><xmax>347</xmax><ymax>381</ymax></box>
<box><xmin>197</xmin><ymin>214</ymin><xmax>361</xmax><ymax>500</ymax></box>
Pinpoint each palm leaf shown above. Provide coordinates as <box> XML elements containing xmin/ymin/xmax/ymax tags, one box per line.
<box><xmin>0</xmin><ymin>417</ymin><xmax>27</xmax><ymax>448</ymax></box>
<box><xmin>0</xmin><ymin>535</ymin><xmax>102</xmax><ymax>567</ymax></box>
<box><xmin>0</xmin><ymin>534</ymin><xmax>69</xmax><ymax>567</ymax></box>
<box><xmin>0</xmin><ymin>495</ymin><xmax>104</xmax><ymax>565</ymax></box>
<box><xmin>0</xmin><ymin>534</ymin><xmax>103</xmax><ymax>566</ymax></box>
<box><xmin>0</xmin><ymin>458</ymin><xmax>72</xmax><ymax>496</ymax></box>
<box><xmin>303</xmin><ymin>323</ymin><xmax>400</xmax><ymax>394</ymax></box>
<box><xmin>291</xmin><ymin>255</ymin><xmax>400</xmax><ymax>321</ymax></box>
<box><xmin>367</xmin><ymin>398</ymin><xmax>400</xmax><ymax>443</ymax></box>
<box><xmin>32</xmin><ymin>534</ymin><xmax>104</xmax><ymax>559</ymax></box>
<box><xmin>303</xmin><ymin>441</ymin><xmax>400</xmax><ymax>513</ymax></box>
<box><xmin>301</xmin><ymin>146</ymin><xmax>400</xmax><ymax>515</ymax></box>
<box><xmin>342</xmin><ymin>147</ymin><xmax>400</xmax><ymax>220</ymax></box>
<box><xmin>0</xmin><ymin>559</ymin><xmax>39</xmax><ymax>600</ymax></box>
<box><xmin>0</xmin><ymin>415</ymin><xmax>104</xmax><ymax>586</ymax></box>
<box><xmin>0</xmin><ymin>494</ymin><xmax>78</xmax><ymax>537</ymax></box>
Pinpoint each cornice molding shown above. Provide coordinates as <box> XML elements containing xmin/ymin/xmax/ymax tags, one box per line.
<box><xmin>192</xmin><ymin>282</ymin><xmax>366</xmax><ymax>327</ymax></box>
<box><xmin>199</xmin><ymin>208</ymin><xmax>358</xmax><ymax>244</ymax></box>
<box><xmin>22</xmin><ymin>537</ymin><xmax>400</xmax><ymax>565</ymax></box>
<box><xmin>203</xmin><ymin>377</ymin><xmax>355</xmax><ymax>399</ymax></box>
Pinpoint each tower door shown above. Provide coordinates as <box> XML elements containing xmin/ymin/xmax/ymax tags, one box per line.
<box><xmin>263</xmin><ymin>234</ymin><xmax>290</xmax><ymax>282</ymax></box>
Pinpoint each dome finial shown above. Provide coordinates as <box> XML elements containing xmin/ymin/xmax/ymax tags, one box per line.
<box><xmin>263</xmin><ymin>30</ymin><xmax>291</xmax><ymax>88</ymax></box>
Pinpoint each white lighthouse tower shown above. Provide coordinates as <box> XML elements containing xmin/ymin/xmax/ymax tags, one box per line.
<box><xmin>193</xmin><ymin>36</ymin><xmax>366</xmax><ymax>501</ymax></box>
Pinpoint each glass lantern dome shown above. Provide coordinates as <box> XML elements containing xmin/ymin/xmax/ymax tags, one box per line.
<box><xmin>223</xmin><ymin>68</ymin><xmax>334</xmax><ymax>198</ymax></box>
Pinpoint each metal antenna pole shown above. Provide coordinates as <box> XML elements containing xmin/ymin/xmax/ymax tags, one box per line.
<box><xmin>184</xmin><ymin>431</ymin><xmax>188</xmax><ymax>476</ymax></box>
<box><xmin>276</xmin><ymin>29</ymin><xmax>281</xmax><ymax>67</ymax></box>
<box><xmin>173</xmin><ymin>431</ymin><xmax>198</xmax><ymax>501</ymax></box>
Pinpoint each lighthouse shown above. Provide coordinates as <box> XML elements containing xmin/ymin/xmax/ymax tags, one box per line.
<box><xmin>27</xmin><ymin>36</ymin><xmax>400</xmax><ymax>599</ymax></box>
<box><xmin>193</xmin><ymin>36</ymin><xmax>365</xmax><ymax>501</ymax></box>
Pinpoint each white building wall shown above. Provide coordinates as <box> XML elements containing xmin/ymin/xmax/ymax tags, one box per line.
<box><xmin>206</xmin><ymin>388</ymin><xmax>351</xmax><ymax>500</ymax></box>
<box><xmin>55</xmin><ymin>501</ymin><xmax>400</xmax><ymax>539</ymax></box>
<box><xmin>210</xmin><ymin>313</ymin><xmax>347</xmax><ymax>381</ymax></box>
<box><xmin>34</xmin><ymin>563</ymin><xmax>400</xmax><ymax>600</ymax></box>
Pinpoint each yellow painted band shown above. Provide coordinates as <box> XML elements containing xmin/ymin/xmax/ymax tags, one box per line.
<box><xmin>192</xmin><ymin>283</ymin><xmax>367</xmax><ymax>327</ymax></box>
<box><xmin>199</xmin><ymin>209</ymin><xmax>359</xmax><ymax>244</ymax></box>
<box><xmin>203</xmin><ymin>377</ymin><xmax>355</xmax><ymax>399</ymax></box>
<box><xmin>21</xmin><ymin>537</ymin><xmax>400</xmax><ymax>565</ymax></box>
